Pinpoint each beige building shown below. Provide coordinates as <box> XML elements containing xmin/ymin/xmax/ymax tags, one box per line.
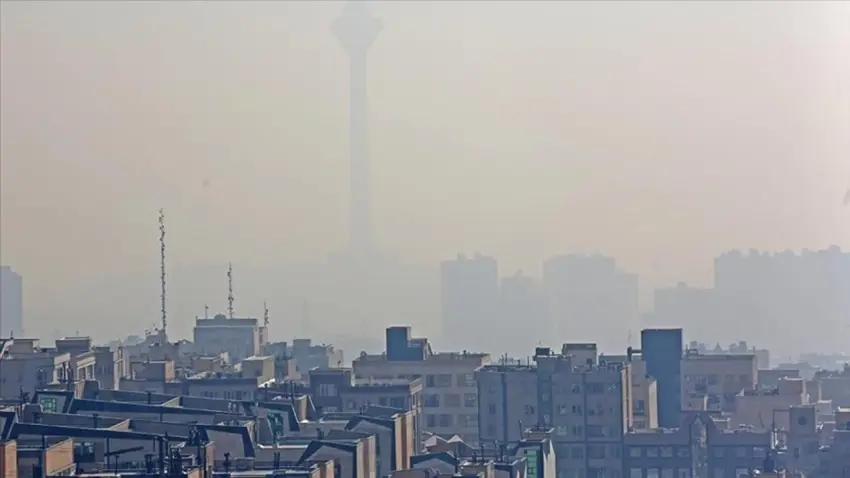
<box><xmin>353</xmin><ymin>334</ymin><xmax>488</xmax><ymax>443</ymax></box>
<box><xmin>476</xmin><ymin>346</ymin><xmax>632</xmax><ymax>478</ymax></box>
<box><xmin>193</xmin><ymin>314</ymin><xmax>267</xmax><ymax>363</ymax></box>
<box><xmin>731</xmin><ymin>378</ymin><xmax>807</xmax><ymax>431</ymax></box>
<box><xmin>601</xmin><ymin>351</ymin><xmax>658</xmax><ymax>431</ymax></box>
<box><xmin>681</xmin><ymin>351</ymin><xmax>757</xmax><ymax>413</ymax></box>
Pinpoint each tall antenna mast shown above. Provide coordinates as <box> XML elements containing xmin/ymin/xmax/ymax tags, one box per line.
<box><xmin>159</xmin><ymin>209</ymin><xmax>167</xmax><ymax>334</ymax></box>
<box><xmin>204</xmin><ymin>304</ymin><xmax>209</xmax><ymax>319</ymax></box>
<box><xmin>227</xmin><ymin>262</ymin><xmax>234</xmax><ymax>319</ymax></box>
<box><xmin>263</xmin><ymin>301</ymin><xmax>269</xmax><ymax>327</ymax></box>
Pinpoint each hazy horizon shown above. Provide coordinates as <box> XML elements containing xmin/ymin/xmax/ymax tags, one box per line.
<box><xmin>1</xmin><ymin>1</ymin><xmax>848</xmax><ymax>345</ymax></box>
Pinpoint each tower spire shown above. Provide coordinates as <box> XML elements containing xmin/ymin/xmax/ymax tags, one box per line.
<box><xmin>263</xmin><ymin>301</ymin><xmax>269</xmax><ymax>327</ymax></box>
<box><xmin>227</xmin><ymin>263</ymin><xmax>234</xmax><ymax>319</ymax></box>
<box><xmin>159</xmin><ymin>209</ymin><xmax>167</xmax><ymax>334</ymax></box>
<box><xmin>333</xmin><ymin>1</ymin><xmax>382</xmax><ymax>255</ymax></box>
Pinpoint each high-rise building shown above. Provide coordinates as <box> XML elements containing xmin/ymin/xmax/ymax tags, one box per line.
<box><xmin>497</xmin><ymin>272</ymin><xmax>549</xmax><ymax>357</ymax></box>
<box><xmin>640</xmin><ymin>328</ymin><xmax>683</xmax><ymax>428</ymax></box>
<box><xmin>543</xmin><ymin>254</ymin><xmax>638</xmax><ymax>351</ymax></box>
<box><xmin>0</xmin><ymin>266</ymin><xmax>23</xmax><ymax>337</ymax></box>
<box><xmin>440</xmin><ymin>254</ymin><xmax>499</xmax><ymax>349</ymax></box>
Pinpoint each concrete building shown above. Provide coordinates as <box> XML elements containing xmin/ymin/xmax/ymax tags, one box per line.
<box><xmin>440</xmin><ymin>254</ymin><xmax>499</xmax><ymax>350</ymax></box>
<box><xmin>498</xmin><ymin>272</ymin><xmax>549</xmax><ymax>357</ymax></box>
<box><xmin>0</xmin><ymin>339</ymin><xmax>72</xmax><ymax>400</ymax></box>
<box><xmin>601</xmin><ymin>351</ymin><xmax>659</xmax><ymax>431</ymax></box>
<box><xmin>641</xmin><ymin>329</ymin><xmax>683</xmax><ymax>428</ymax></box>
<box><xmin>624</xmin><ymin>412</ymin><xmax>775</xmax><ymax>478</ymax></box>
<box><xmin>681</xmin><ymin>351</ymin><xmax>757</xmax><ymax>414</ymax></box>
<box><xmin>353</xmin><ymin>327</ymin><xmax>489</xmax><ymax>443</ymax></box>
<box><xmin>0</xmin><ymin>267</ymin><xmax>22</xmax><ymax>338</ymax></box>
<box><xmin>476</xmin><ymin>346</ymin><xmax>631</xmax><ymax>478</ymax></box>
<box><xmin>193</xmin><ymin>314</ymin><xmax>267</xmax><ymax>363</ymax></box>
<box><xmin>291</xmin><ymin>338</ymin><xmax>345</xmax><ymax>370</ymax></box>
<box><xmin>731</xmin><ymin>378</ymin><xmax>807</xmax><ymax>431</ymax></box>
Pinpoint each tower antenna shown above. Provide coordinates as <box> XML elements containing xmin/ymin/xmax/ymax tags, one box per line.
<box><xmin>227</xmin><ymin>262</ymin><xmax>234</xmax><ymax>319</ymax></box>
<box><xmin>264</xmin><ymin>301</ymin><xmax>269</xmax><ymax>327</ymax></box>
<box><xmin>159</xmin><ymin>209</ymin><xmax>167</xmax><ymax>334</ymax></box>
<box><xmin>204</xmin><ymin>304</ymin><xmax>209</xmax><ymax>320</ymax></box>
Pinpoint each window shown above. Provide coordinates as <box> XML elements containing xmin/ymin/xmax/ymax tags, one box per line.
<box><xmin>661</xmin><ymin>447</ymin><xmax>674</xmax><ymax>458</ymax></box>
<box><xmin>379</xmin><ymin>397</ymin><xmax>389</xmax><ymax>406</ymax></box>
<box><xmin>587</xmin><ymin>383</ymin><xmax>604</xmax><ymax>394</ymax></box>
<box><xmin>734</xmin><ymin>469</ymin><xmax>749</xmax><ymax>478</ymax></box>
<box><xmin>347</xmin><ymin>400</ymin><xmax>358</xmax><ymax>410</ymax></box>
<box><xmin>629</xmin><ymin>447</ymin><xmax>642</xmax><ymax>458</ymax></box>
<box><xmin>571</xmin><ymin>425</ymin><xmax>583</xmax><ymax>436</ymax></box>
<box><xmin>389</xmin><ymin>397</ymin><xmax>405</xmax><ymax>409</ymax></box>
<box><xmin>425</xmin><ymin>414</ymin><xmax>437</xmax><ymax>427</ymax></box>
<box><xmin>459</xmin><ymin>414</ymin><xmax>478</xmax><ymax>427</ymax></box>
<box><xmin>424</xmin><ymin>394</ymin><xmax>440</xmax><ymax>408</ymax></box>
<box><xmin>677</xmin><ymin>470</ymin><xmax>690</xmax><ymax>478</ymax></box>
<box><xmin>572</xmin><ymin>405</ymin><xmax>583</xmax><ymax>415</ymax></box>
<box><xmin>556</xmin><ymin>425</ymin><xmax>568</xmax><ymax>436</ymax></box>
<box><xmin>570</xmin><ymin>446</ymin><xmax>583</xmax><ymax>458</ymax></box>
<box><xmin>457</xmin><ymin>373</ymin><xmax>476</xmax><ymax>387</ymax></box>
<box><xmin>753</xmin><ymin>447</ymin><xmax>766</xmax><ymax>459</ymax></box>
<box><xmin>646</xmin><ymin>470</ymin><xmax>659</xmax><ymax>478</ymax></box>
<box><xmin>426</xmin><ymin>375</ymin><xmax>436</xmax><ymax>387</ymax></box>
<box><xmin>635</xmin><ymin>400</ymin><xmax>646</xmax><ymax>415</ymax></box>
<box><xmin>488</xmin><ymin>403</ymin><xmax>497</xmax><ymax>414</ymax></box>
<box><xmin>587</xmin><ymin>425</ymin><xmax>605</xmax><ymax>438</ymax></box>
<box><xmin>434</xmin><ymin>374</ymin><xmax>453</xmax><ymax>387</ymax></box>
<box><xmin>646</xmin><ymin>447</ymin><xmax>659</xmax><ymax>458</ymax></box>
<box><xmin>630</xmin><ymin>469</ymin><xmax>642</xmax><ymax>478</ymax></box>
<box><xmin>707</xmin><ymin>374</ymin><xmax>718</xmax><ymax>385</ymax></box>
<box><xmin>677</xmin><ymin>447</ymin><xmax>690</xmax><ymax>458</ymax></box>
<box><xmin>444</xmin><ymin>393</ymin><xmax>462</xmax><ymax>407</ymax></box>
<box><xmin>588</xmin><ymin>445</ymin><xmax>606</xmax><ymax>459</ymax></box>
<box><xmin>318</xmin><ymin>384</ymin><xmax>337</xmax><ymax>397</ymax></box>
<box><xmin>712</xmin><ymin>447</ymin><xmax>724</xmax><ymax>458</ymax></box>
<box><xmin>571</xmin><ymin>384</ymin><xmax>582</xmax><ymax>394</ymax></box>
<box><xmin>735</xmin><ymin>447</ymin><xmax>747</xmax><ymax>458</ymax></box>
<box><xmin>464</xmin><ymin>393</ymin><xmax>478</xmax><ymax>408</ymax></box>
<box><xmin>524</xmin><ymin>404</ymin><xmax>536</xmax><ymax>416</ymax></box>
<box><xmin>438</xmin><ymin>414</ymin><xmax>452</xmax><ymax>427</ymax></box>
<box><xmin>661</xmin><ymin>470</ymin><xmax>674</xmax><ymax>478</ymax></box>
<box><xmin>558</xmin><ymin>405</ymin><xmax>569</xmax><ymax>415</ymax></box>
<box><xmin>39</xmin><ymin>397</ymin><xmax>58</xmax><ymax>413</ymax></box>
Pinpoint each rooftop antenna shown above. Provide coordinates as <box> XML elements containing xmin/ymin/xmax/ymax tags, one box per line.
<box><xmin>227</xmin><ymin>262</ymin><xmax>234</xmax><ymax>319</ymax></box>
<box><xmin>159</xmin><ymin>209</ymin><xmax>167</xmax><ymax>335</ymax></box>
<box><xmin>264</xmin><ymin>301</ymin><xmax>270</xmax><ymax>327</ymax></box>
<box><xmin>204</xmin><ymin>304</ymin><xmax>209</xmax><ymax>319</ymax></box>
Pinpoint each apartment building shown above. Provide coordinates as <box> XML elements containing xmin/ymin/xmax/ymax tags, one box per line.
<box><xmin>601</xmin><ymin>350</ymin><xmax>658</xmax><ymax>431</ymax></box>
<box><xmin>681</xmin><ymin>351</ymin><xmax>757</xmax><ymax>413</ymax></box>
<box><xmin>624</xmin><ymin>412</ymin><xmax>774</xmax><ymax>478</ymax></box>
<box><xmin>731</xmin><ymin>378</ymin><xmax>807</xmax><ymax>431</ymax></box>
<box><xmin>0</xmin><ymin>339</ymin><xmax>71</xmax><ymax>399</ymax></box>
<box><xmin>476</xmin><ymin>346</ymin><xmax>632</xmax><ymax>478</ymax></box>
<box><xmin>353</xmin><ymin>327</ymin><xmax>489</xmax><ymax>443</ymax></box>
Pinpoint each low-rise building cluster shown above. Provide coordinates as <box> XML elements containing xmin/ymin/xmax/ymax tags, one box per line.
<box><xmin>1</xmin><ymin>322</ymin><xmax>848</xmax><ymax>478</ymax></box>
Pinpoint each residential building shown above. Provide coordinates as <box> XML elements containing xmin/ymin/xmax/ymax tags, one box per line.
<box><xmin>498</xmin><ymin>271</ymin><xmax>550</xmax><ymax>357</ymax></box>
<box><xmin>641</xmin><ymin>329</ymin><xmax>683</xmax><ymax>428</ymax></box>
<box><xmin>291</xmin><ymin>338</ymin><xmax>345</xmax><ymax>370</ymax></box>
<box><xmin>601</xmin><ymin>350</ymin><xmax>659</xmax><ymax>431</ymax></box>
<box><xmin>0</xmin><ymin>339</ymin><xmax>72</xmax><ymax>399</ymax></box>
<box><xmin>0</xmin><ymin>267</ymin><xmax>22</xmax><ymax>338</ymax></box>
<box><xmin>681</xmin><ymin>351</ymin><xmax>757</xmax><ymax>413</ymax></box>
<box><xmin>354</xmin><ymin>327</ymin><xmax>489</xmax><ymax>443</ymax></box>
<box><xmin>624</xmin><ymin>412</ymin><xmax>775</xmax><ymax>478</ymax></box>
<box><xmin>731</xmin><ymin>378</ymin><xmax>807</xmax><ymax>431</ymax></box>
<box><xmin>476</xmin><ymin>346</ymin><xmax>631</xmax><ymax>478</ymax></box>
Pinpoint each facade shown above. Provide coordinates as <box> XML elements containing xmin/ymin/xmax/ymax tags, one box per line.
<box><xmin>193</xmin><ymin>314</ymin><xmax>266</xmax><ymax>362</ymax></box>
<box><xmin>0</xmin><ymin>266</ymin><xmax>22</xmax><ymax>338</ymax></box>
<box><xmin>0</xmin><ymin>339</ymin><xmax>72</xmax><ymax>399</ymax></box>
<box><xmin>681</xmin><ymin>351</ymin><xmax>757</xmax><ymax>414</ymax></box>
<box><xmin>440</xmin><ymin>254</ymin><xmax>499</xmax><ymax>350</ymax></box>
<box><xmin>476</xmin><ymin>346</ymin><xmax>632</xmax><ymax>478</ymax></box>
<box><xmin>624</xmin><ymin>412</ymin><xmax>774</xmax><ymax>478</ymax></box>
<box><xmin>354</xmin><ymin>328</ymin><xmax>489</xmax><ymax>443</ymax></box>
<box><xmin>641</xmin><ymin>329</ymin><xmax>683</xmax><ymax>428</ymax></box>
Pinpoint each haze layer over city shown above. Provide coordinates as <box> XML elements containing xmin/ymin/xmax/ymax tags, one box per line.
<box><xmin>1</xmin><ymin>1</ymin><xmax>849</xmax><ymax>356</ymax></box>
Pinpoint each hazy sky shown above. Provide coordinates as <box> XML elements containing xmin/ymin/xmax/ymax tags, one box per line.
<box><xmin>1</xmin><ymin>1</ymin><xmax>848</xmax><ymax>334</ymax></box>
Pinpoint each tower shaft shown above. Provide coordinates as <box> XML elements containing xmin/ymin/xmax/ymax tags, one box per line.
<box><xmin>348</xmin><ymin>51</ymin><xmax>372</xmax><ymax>253</ymax></box>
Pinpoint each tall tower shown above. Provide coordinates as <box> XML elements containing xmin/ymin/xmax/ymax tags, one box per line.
<box><xmin>333</xmin><ymin>1</ymin><xmax>382</xmax><ymax>255</ymax></box>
